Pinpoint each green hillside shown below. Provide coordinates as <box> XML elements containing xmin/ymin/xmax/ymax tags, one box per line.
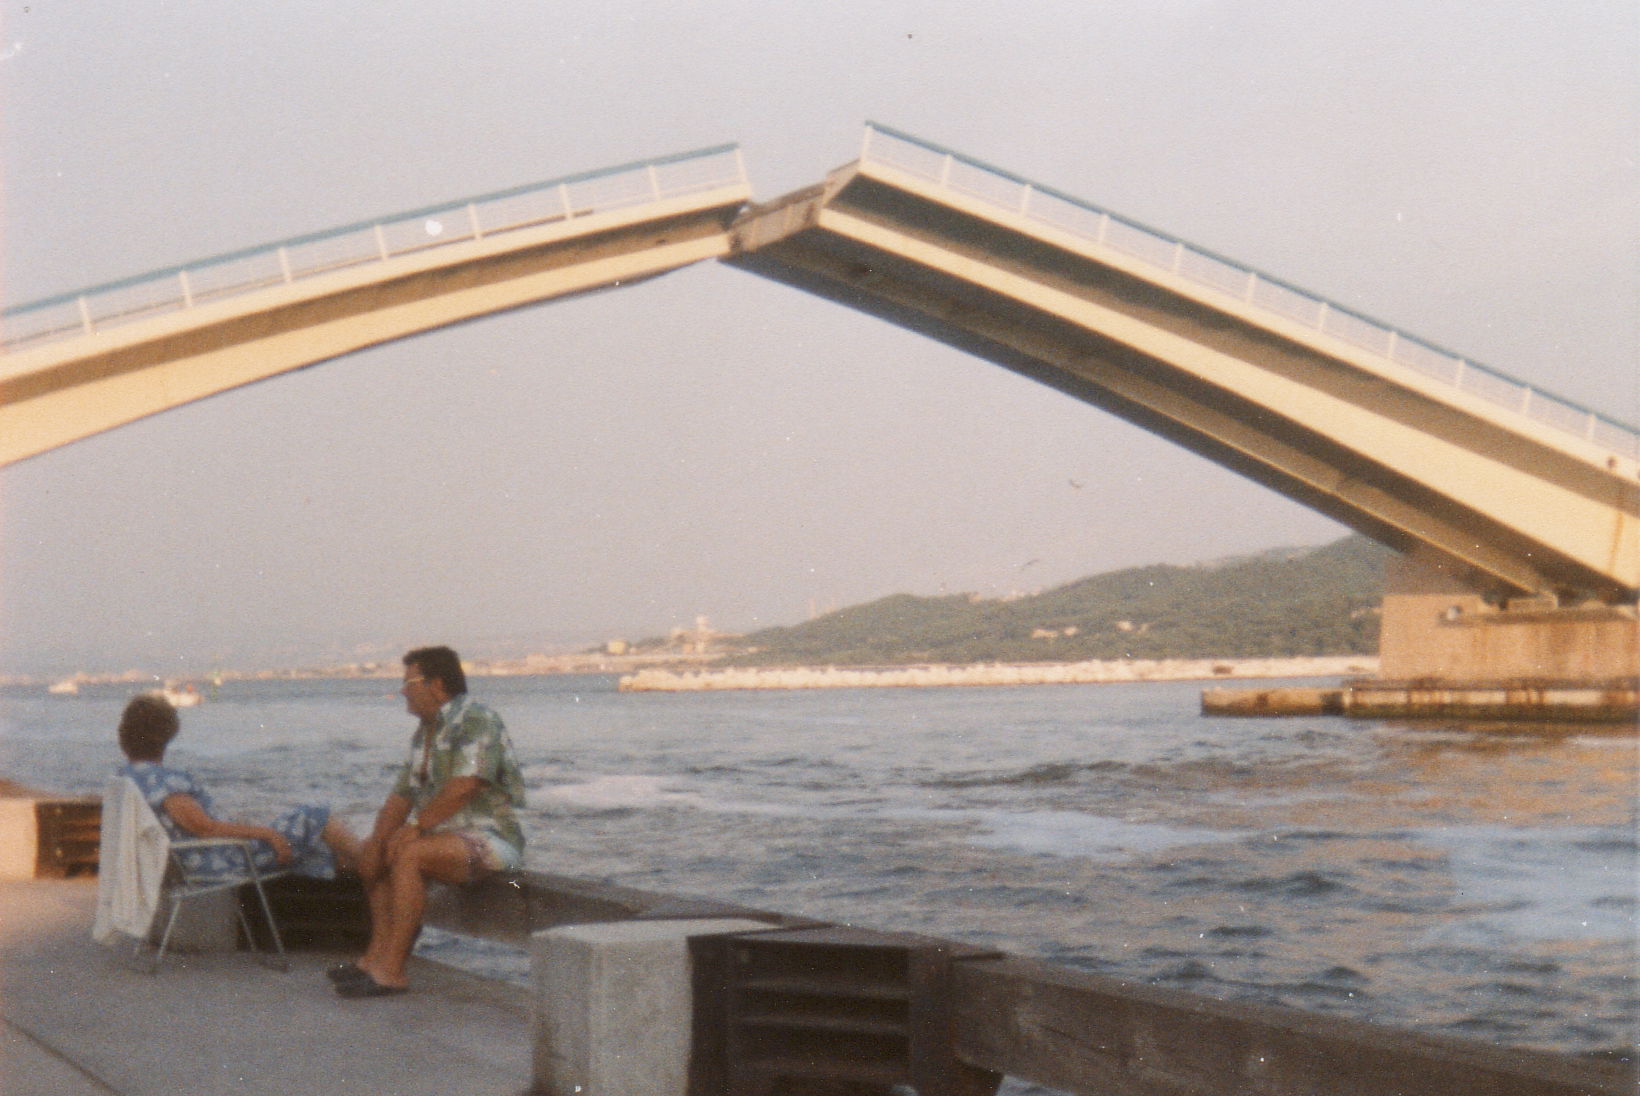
<box><xmin>728</xmin><ymin>534</ymin><xmax>1390</xmax><ymax>666</ymax></box>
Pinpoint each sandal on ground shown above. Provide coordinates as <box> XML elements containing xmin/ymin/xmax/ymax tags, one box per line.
<box><xmin>325</xmin><ymin>962</ymin><xmax>368</xmax><ymax>984</ymax></box>
<box><xmin>335</xmin><ymin>975</ymin><xmax>408</xmax><ymax>998</ymax></box>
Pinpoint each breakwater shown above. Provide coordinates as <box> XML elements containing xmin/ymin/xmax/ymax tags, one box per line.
<box><xmin>617</xmin><ymin>655</ymin><xmax>1376</xmax><ymax>691</ymax></box>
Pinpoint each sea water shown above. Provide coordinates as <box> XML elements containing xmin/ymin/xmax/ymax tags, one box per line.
<box><xmin>2</xmin><ymin>673</ymin><xmax>1634</xmax><ymax>1068</ymax></box>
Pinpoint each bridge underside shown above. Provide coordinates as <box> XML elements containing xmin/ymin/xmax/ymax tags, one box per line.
<box><xmin>727</xmin><ymin>166</ymin><xmax>1640</xmax><ymax>605</ymax></box>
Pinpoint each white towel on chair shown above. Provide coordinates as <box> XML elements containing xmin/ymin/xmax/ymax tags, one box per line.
<box><xmin>92</xmin><ymin>777</ymin><xmax>169</xmax><ymax>945</ymax></box>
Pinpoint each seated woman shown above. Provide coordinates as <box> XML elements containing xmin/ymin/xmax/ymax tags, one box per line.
<box><xmin>116</xmin><ymin>692</ymin><xmax>360</xmax><ymax>878</ymax></box>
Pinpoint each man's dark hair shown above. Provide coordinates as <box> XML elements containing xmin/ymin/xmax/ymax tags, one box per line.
<box><xmin>405</xmin><ymin>646</ymin><xmax>467</xmax><ymax>697</ymax></box>
<box><xmin>118</xmin><ymin>693</ymin><xmax>180</xmax><ymax>761</ymax></box>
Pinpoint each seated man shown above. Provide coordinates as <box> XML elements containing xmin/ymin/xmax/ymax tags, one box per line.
<box><xmin>331</xmin><ymin>645</ymin><xmax>526</xmax><ymax>998</ymax></box>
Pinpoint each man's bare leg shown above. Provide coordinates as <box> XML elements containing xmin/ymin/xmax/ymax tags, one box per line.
<box><xmin>355</xmin><ymin>833</ymin><xmax>472</xmax><ymax>989</ymax></box>
<box><xmin>350</xmin><ymin>837</ymin><xmax>393</xmax><ymax>974</ymax></box>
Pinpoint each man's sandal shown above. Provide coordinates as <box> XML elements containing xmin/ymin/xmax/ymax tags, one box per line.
<box><xmin>335</xmin><ymin>975</ymin><xmax>408</xmax><ymax>998</ymax></box>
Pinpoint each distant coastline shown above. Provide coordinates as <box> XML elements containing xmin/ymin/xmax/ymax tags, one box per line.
<box><xmin>0</xmin><ymin>650</ymin><xmax>711</xmax><ymax>690</ymax></box>
<box><xmin>5</xmin><ymin>654</ymin><xmax>1381</xmax><ymax>694</ymax></box>
<box><xmin>618</xmin><ymin>656</ymin><xmax>1379</xmax><ymax>692</ymax></box>
<box><xmin>5</xmin><ymin>537</ymin><xmax>1387</xmax><ymax>690</ymax></box>
<box><xmin>6</xmin><ymin>656</ymin><xmax>1377</xmax><ymax>689</ymax></box>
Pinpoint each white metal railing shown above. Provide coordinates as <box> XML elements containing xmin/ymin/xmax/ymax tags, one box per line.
<box><xmin>860</xmin><ymin>123</ymin><xmax>1640</xmax><ymax>461</ymax></box>
<box><xmin>0</xmin><ymin>144</ymin><xmax>747</xmax><ymax>354</ymax></box>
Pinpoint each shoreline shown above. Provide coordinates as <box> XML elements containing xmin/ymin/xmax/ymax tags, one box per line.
<box><xmin>618</xmin><ymin>655</ymin><xmax>1378</xmax><ymax>692</ymax></box>
<box><xmin>3</xmin><ymin>654</ymin><xmax>1378</xmax><ymax>691</ymax></box>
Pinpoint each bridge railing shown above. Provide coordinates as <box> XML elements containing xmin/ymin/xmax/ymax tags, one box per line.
<box><xmin>0</xmin><ymin>144</ymin><xmax>747</xmax><ymax>354</ymax></box>
<box><xmin>860</xmin><ymin>123</ymin><xmax>1640</xmax><ymax>461</ymax></box>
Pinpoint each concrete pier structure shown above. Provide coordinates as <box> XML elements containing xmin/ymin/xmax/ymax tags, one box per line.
<box><xmin>531</xmin><ymin>918</ymin><xmax>769</xmax><ymax>1096</ymax></box>
<box><xmin>1378</xmin><ymin>554</ymin><xmax>1639</xmax><ymax>683</ymax></box>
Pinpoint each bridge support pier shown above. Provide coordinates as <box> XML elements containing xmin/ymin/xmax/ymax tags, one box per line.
<box><xmin>1207</xmin><ymin>557</ymin><xmax>1637</xmax><ymax>722</ymax></box>
<box><xmin>1377</xmin><ymin>555</ymin><xmax>1638</xmax><ymax>684</ymax></box>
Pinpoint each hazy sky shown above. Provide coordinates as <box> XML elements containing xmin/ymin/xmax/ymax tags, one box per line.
<box><xmin>0</xmin><ymin>1</ymin><xmax>1634</xmax><ymax>676</ymax></box>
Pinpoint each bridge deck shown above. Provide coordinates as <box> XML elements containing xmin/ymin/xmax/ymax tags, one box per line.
<box><xmin>0</xmin><ymin>145</ymin><xmax>749</xmax><ymax>468</ymax></box>
<box><xmin>0</xmin><ymin>880</ymin><xmax>531</xmax><ymax>1096</ymax></box>
<box><xmin>727</xmin><ymin>128</ymin><xmax>1640</xmax><ymax>599</ymax></box>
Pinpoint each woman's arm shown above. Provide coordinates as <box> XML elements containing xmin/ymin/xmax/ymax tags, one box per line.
<box><xmin>162</xmin><ymin>793</ymin><xmax>293</xmax><ymax>865</ymax></box>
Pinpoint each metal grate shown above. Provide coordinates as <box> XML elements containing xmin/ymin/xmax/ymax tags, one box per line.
<box><xmin>692</xmin><ymin>926</ymin><xmax>1001</xmax><ymax>1096</ymax></box>
<box><xmin>36</xmin><ymin>799</ymin><xmax>100</xmax><ymax>878</ymax></box>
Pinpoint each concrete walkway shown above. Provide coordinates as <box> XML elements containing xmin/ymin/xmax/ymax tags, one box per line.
<box><xmin>0</xmin><ymin>880</ymin><xmax>532</xmax><ymax>1096</ymax></box>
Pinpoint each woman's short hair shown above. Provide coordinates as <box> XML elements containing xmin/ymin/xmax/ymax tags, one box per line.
<box><xmin>405</xmin><ymin>646</ymin><xmax>467</xmax><ymax>698</ymax></box>
<box><xmin>118</xmin><ymin>693</ymin><xmax>179</xmax><ymax>761</ymax></box>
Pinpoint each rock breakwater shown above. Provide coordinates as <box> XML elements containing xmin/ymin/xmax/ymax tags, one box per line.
<box><xmin>617</xmin><ymin>656</ymin><xmax>1377</xmax><ymax>692</ymax></box>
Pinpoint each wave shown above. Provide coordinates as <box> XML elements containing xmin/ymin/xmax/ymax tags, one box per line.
<box><xmin>537</xmin><ymin>773</ymin><xmax>851</xmax><ymax>821</ymax></box>
<box><xmin>1206</xmin><ymin>924</ymin><xmax>1274</xmax><ymax>939</ymax></box>
<box><xmin>531</xmin><ymin>782</ymin><xmax>1249</xmax><ymax>869</ymax></box>
<box><xmin>1414</xmin><ymin>825</ymin><xmax>1638</xmax><ymax>943</ymax></box>
<box><xmin>1232</xmin><ymin>870</ymin><xmax>1351</xmax><ymax>898</ymax></box>
<box><xmin>963</xmin><ymin>809</ymin><xmax>1240</xmax><ymax>862</ymax></box>
<box><xmin>538</xmin><ymin>774</ymin><xmax>717</xmax><ymax>813</ymax></box>
<box><xmin>925</xmin><ymin>760</ymin><xmax>1128</xmax><ymax>789</ymax></box>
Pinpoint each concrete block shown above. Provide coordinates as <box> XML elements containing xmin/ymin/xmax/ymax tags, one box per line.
<box><xmin>0</xmin><ymin>800</ymin><xmax>38</xmax><ymax>880</ymax></box>
<box><xmin>531</xmin><ymin>918</ymin><xmax>768</xmax><ymax>1096</ymax></box>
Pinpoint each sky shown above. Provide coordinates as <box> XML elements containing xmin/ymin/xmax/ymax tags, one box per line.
<box><xmin>0</xmin><ymin>1</ymin><xmax>1634</xmax><ymax>677</ymax></box>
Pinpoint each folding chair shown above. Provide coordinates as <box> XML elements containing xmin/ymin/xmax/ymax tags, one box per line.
<box><xmin>92</xmin><ymin>775</ymin><xmax>291</xmax><ymax>972</ymax></box>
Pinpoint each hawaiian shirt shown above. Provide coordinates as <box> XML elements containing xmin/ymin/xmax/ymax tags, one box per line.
<box><xmin>390</xmin><ymin>692</ymin><xmax>525</xmax><ymax>854</ymax></box>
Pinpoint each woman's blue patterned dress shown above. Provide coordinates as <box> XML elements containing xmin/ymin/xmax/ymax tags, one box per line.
<box><xmin>119</xmin><ymin>760</ymin><xmax>336</xmax><ymax>879</ymax></box>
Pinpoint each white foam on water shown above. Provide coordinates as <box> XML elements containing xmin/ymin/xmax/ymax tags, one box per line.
<box><xmin>539</xmin><ymin>773</ymin><xmax>838</xmax><ymax>819</ymax></box>
<box><xmin>962</xmin><ymin>809</ymin><xmax>1240</xmax><ymax>862</ymax></box>
<box><xmin>540</xmin><ymin>773</ymin><xmax>712</xmax><ymax>811</ymax></box>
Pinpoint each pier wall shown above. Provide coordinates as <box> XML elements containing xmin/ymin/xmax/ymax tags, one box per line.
<box><xmin>951</xmin><ymin>955</ymin><xmax>1625</xmax><ymax>1096</ymax></box>
<box><xmin>408</xmin><ymin>870</ymin><xmax>1631</xmax><ymax>1096</ymax></box>
<box><xmin>0</xmin><ymin>783</ymin><xmax>99</xmax><ymax>880</ymax></box>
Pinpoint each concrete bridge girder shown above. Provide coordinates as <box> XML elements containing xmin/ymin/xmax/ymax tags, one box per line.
<box><xmin>0</xmin><ymin>185</ymin><xmax>750</xmax><ymax>467</ymax></box>
<box><xmin>726</xmin><ymin>166</ymin><xmax>1640</xmax><ymax>604</ymax></box>
<box><xmin>727</xmin><ymin>211</ymin><xmax>1554</xmax><ymax>597</ymax></box>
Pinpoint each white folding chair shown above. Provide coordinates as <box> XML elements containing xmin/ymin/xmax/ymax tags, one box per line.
<box><xmin>93</xmin><ymin>775</ymin><xmax>291</xmax><ymax>972</ymax></box>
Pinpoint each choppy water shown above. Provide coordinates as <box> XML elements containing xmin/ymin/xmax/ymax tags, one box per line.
<box><xmin>3</xmin><ymin>674</ymin><xmax>1634</xmax><ymax>1070</ymax></box>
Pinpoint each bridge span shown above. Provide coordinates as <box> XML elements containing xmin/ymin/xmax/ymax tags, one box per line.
<box><xmin>0</xmin><ymin>145</ymin><xmax>751</xmax><ymax>469</ymax></box>
<box><xmin>4</xmin><ymin>126</ymin><xmax>1637</xmax><ymax>671</ymax></box>
<box><xmin>729</xmin><ymin>126</ymin><xmax>1638</xmax><ymax>607</ymax></box>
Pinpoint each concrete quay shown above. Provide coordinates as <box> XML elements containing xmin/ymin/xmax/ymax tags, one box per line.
<box><xmin>3</xmin><ymin>872</ymin><xmax>1631</xmax><ymax>1096</ymax></box>
<box><xmin>0</xmin><ymin>879</ymin><xmax>532</xmax><ymax>1096</ymax></box>
<box><xmin>1202</xmin><ymin>678</ymin><xmax>1640</xmax><ymax>722</ymax></box>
